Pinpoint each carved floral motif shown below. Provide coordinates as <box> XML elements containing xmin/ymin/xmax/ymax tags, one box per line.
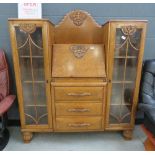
<box><xmin>69</xmin><ymin>10</ymin><xmax>87</xmax><ymax>26</ymax></box>
<box><xmin>70</xmin><ymin>45</ymin><xmax>89</xmax><ymax>58</ymax></box>
<box><xmin>19</xmin><ymin>23</ymin><xmax>36</xmax><ymax>34</ymax></box>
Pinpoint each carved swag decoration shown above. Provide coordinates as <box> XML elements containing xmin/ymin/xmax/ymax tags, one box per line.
<box><xmin>70</xmin><ymin>45</ymin><xmax>89</xmax><ymax>58</ymax></box>
<box><xmin>116</xmin><ymin>25</ymin><xmax>139</xmax><ymax>51</ymax></box>
<box><xmin>69</xmin><ymin>10</ymin><xmax>87</xmax><ymax>26</ymax></box>
<box><xmin>121</xmin><ymin>25</ymin><xmax>137</xmax><ymax>36</ymax></box>
<box><xmin>19</xmin><ymin>23</ymin><xmax>36</xmax><ymax>34</ymax></box>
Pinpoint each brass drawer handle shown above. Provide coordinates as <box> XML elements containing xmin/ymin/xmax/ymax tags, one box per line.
<box><xmin>67</xmin><ymin>92</ymin><xmax>91</xmax><ymax>96</ymax></box>
<box><xmin>68</xmin><ymin>123</ymin><xmax>91</xmax><ymax>127</ymax></box>
<box><xmin>67</xmin><ymin>108</ymin><xmax>90</xmax><ymax>112</ymax></box>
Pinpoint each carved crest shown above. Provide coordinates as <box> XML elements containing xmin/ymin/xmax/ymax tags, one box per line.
<box><xmin>121</xmin><ymin>25</ymin><xmax>137</xmax><ymax>35</ymax></box>
<box><xmin>69</xmin><ymin>10</ymin><xmax>87</xmax><ymax>26</ymax></box>
<box><xmin>19</xmin><ymin>23</ymin><xmax>36</xmax><ymax>34</ymax></box>
<box><xmin>70</xmin><ymin>45</ymin><xmax>89</xmax><ymax>58</ymax></box>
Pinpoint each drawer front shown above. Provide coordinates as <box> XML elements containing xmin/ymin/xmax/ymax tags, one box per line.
<box><xmin>56</xmin><ymin>117</ymin><xmax>102</xmax><ymax>130</ymax></box>
<box><xmin>55</xmin><ymin>87</ymin><xmax>103</xmax><ymax>101</ymax></box>
<box><xmin>56</xmin><ymin>102</ymin><xmax>102</xmax><ymax>116</ymax></box>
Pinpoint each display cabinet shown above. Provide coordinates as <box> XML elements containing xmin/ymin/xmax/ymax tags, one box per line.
<box><xmin>9</xmin><ymin>10</ymin><xmax>147</xmax><ymax>143</ymax></box>
<box><xmin>103</xmin><ymin>21</ymin><xmax>147</xmax><ymax>139</ymax></box>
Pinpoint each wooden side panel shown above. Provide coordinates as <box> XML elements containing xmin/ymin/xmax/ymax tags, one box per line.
<box><xmin>102</xmin><ymin>22</ymin><xmax>110</xmax><ymax>76</ymax></box>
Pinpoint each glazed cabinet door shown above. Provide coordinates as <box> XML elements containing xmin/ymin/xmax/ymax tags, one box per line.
<box><xmin>106</xmin><ymin>22</ymin><xmax>147</xmax><ymax>129</ymax></box>
<box><xmin>9</xmin><ymin>21</ymin><xmax>52</xmax><ymax>129</ymax></box>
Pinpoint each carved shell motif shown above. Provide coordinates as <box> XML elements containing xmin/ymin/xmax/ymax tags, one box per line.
<box><xmin>69</xmin><ymin>10</ymin><xmax>87</xmax><ymax>26</ymax></box>
<box><xmin>19</xmin><ymin>23</ymin><xmax>36</xmax><ymax>34</ymax></box>
<box><xmin>70</xmin><ymin>45</ymin><xmax>89</xmax><ymax>58</ymax></box>
<box><xmin>121</xmin><ymin>25</ymin><xmax>137</xmax><ymax>35</ymax></box>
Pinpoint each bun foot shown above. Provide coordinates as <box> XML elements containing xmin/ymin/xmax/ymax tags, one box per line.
<box><xmin>122</xmin><ymin>130</ymin><xmax>133</xmax><ymax>140</ymax></box>
<box><xmin>22</xmin><ymin>132</ymin><xmax>33</xmax><ymax>143</ymax></box>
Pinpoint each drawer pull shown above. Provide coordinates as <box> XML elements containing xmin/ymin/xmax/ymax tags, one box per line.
<box><xmin>68</xmin><ymin>123</ymin><xmax>91</xmax><ymax>127</ymax></box>
<box><xmin>67</xmin><ymin>108</ymin><xmax>90</xmax><ymax>112</ymax></box>
<box><xmin>67</xmin><ymin>92</ymin><xmax>91</xmax><ymax>96</ymax></box>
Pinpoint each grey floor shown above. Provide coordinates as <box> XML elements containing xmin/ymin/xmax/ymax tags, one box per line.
<box><xmin>4</xmin><ymin>125</ymin><xmax>146</xmax><ymax>151</ymax></box>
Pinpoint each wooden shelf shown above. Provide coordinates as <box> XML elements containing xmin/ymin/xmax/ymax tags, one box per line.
<box><xmin>20</xmin><ymin>55</ymin><xmax>43</xmax><ymax>58</ymax></box>
<box><xmin>23</xmin><ymin>81</ymin><xmax>45</xmax><ymax>83</ymax></box>
<box><xmin>114</xmin><ymin>56</ymin><xmax>137</xmax><ymax>59</ymax></box>
<box><xmin>25</xmin><ymin>105</ymin><xmax>46</xmax><ymax>107</ymax></box>
<box><xmin>111</xmin><ymin>104</ymin><xmax>131</xmax><ymax>106</ymax></box>
<box><xmin>112</xmin><ymin>81</ymin><xmax>134</xmax><ymax>84</ymax></box>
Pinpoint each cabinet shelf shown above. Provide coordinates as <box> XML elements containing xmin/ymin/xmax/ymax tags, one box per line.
<box><xmin>111</xmin><ymin>104</ymin><xmax>132</xmax><ymax>106</ymax></box>
<box><xmin>112</xmin><ymin>81</ymin><xmax>134</xmax><ymax>84</ymax></box>
<box><xmin>20</xmin><ymin>56</ymin><xmax>43</xmax><ymax>58</ymax></box>
<box><xmin>114</xmin><ymin>56</ymin><xmax>137</xmax><ymax>59</ymax></box>
<box><xmin>25</xmin><ymin>105</ymin><xmax>46</xmax><ymax>107</ymax></box>
<box><xmin>22</xmin><ymin>81</ymin><xmax>45</xmax><ymax>83</ymax></box>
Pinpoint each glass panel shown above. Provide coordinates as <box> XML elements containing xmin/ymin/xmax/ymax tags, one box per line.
<box><xmin>128</xmin><ymin>44</ymin><xmax>139</xmax><ymax>57</ymax></box>
<box><xmin>18</xmin><ymin>42</ymin><xmax>30</xmax><ymax>56</ymax></box>
<box><xmin>34</xmin><ymin>83</ymin><xmax>46</xmax><ymax>106</ymax></box>
<box><xmin>22</xmin><ymin>83</ymin><xmax>33</xmax><ymax>106</ymax></box>
<box><xmin>31</xmin><ymin>44</ymin><xmax>43</xmax><ymax>57</ymax></box>
<box><xmin>120</xmin><ymin>105</ymin><xmax>131</xmax><ymax>123</ymax></box>
<box><xmin>30</xmin><ymin>27</ymin><xmax>43</xmax><ymax>53</ymax></box>
<box><xmin>125</xmin><ymin>58</ymin><xmax>137</xmax><ymax>81</ymax></box>
<box><xmin>19</xmin><ymin>58</ymin><xmax>32</xmax><ymax>81</ymax></box>
<box><xmin>15</xmin><ymin>27</ymin><xmax>28</xmax><ymax>51</ymax></box>
<box><xmin>32</xmin><ymin>58</ymin><xmax>44</xmax><ymax>81</ymax></box>
<box><xmin>110</xmin><ymin>105</ymin><xmax>121</xmax><ymax>124</ymax></box>
<box><xmin>128</xmin><ymin>29</ymin><xmax>142</xmax><ymax>54</ymax></box>
<box><xmin>37</xmin><ymin>107</ymin><xmax>48</xmax><ymax>124</ymax></box>
<box><xmin>25</xmin><ymin>106</ymin><xmax>48</xmax><ymax>125</ymax></box>
<box><xmin>22</xmin><ymin>83</ymin><xmax>46</xmax><ymax>106</ymax></box>
<box><xmin>109</xmin><ymin>27</ymin><xmax>142</xmax><ymax>125</ymax></box>
<box><xmin>15</xmin><ymin>26</ymin><xmax>48</xmax><ymax>126</ymax></box>
<box><xmin>113</xmin><ymin>58</ymin><xmax>125</xmax><ymax>81</ymax></box>
<box><xmin>31</xmin><ymin>29</ymin><xmax>43</xmax><ymax>56</ymax></box>
<box><xmin>115</xmin><ymin>29</ymin><xmax>127</xmax><ymax>56</ymax></box>
<box><xmin>123</xmin><ymin>83</ymin><xmax>135</xmax><ymax>105</ymax></box>
<box><xmin>115</xmin><ymin>45</ymin><xmax>126</xmax><ymax>57</ymax></box>
<box><xmin>110</xmin><ymin>105</ymin><xmax>131</xmax><ymax>124</ymax></box>
<box><xmin>111</xmin><ymin>83</ymin><xmax>122</xmax><ymax>105</ymax></box>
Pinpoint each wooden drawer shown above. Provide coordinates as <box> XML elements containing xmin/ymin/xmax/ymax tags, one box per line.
<box><xmin>56</xmin><ymin>102</ymin><xmax>102</xmax><ymax>116</ymax></box>
<box><xmin>56</xmin><ymin>117</ymin><xmax>102</xmax><ymax>131</ymax></box>
<box><xmin>54</xmin><ymin>87</ymin><xmax>103</xmax><ymax>101</ymax></box>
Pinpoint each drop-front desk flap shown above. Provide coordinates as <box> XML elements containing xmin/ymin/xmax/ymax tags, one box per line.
<box><xmin>52</xmin><ymin>44</ymin><xmax>106</xmax><ymax>78</ymax></box>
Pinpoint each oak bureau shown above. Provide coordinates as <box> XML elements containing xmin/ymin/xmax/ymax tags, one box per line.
<box><xmin>8</xmin><ymin>10</ymin><xmax>147</xmax><ymax>143</ymax></box>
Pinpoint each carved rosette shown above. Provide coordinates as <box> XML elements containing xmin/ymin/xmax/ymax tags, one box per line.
<box><xmin>69</xmin><ymin>10</ymin><xmax>87</xmax><ymax>26</ymax></box>
<box><xmin>70</xmin><ymin>45</ymin><xmax>89</xmax><ymax>58</ymax></box>
<box><xmin>121</xmin><ymin>25</ymin><xmax>137</xmax><ymax>36</ymax></box>
<box><xmin>19</xmin><ymin>23</ymin><xmax>36</xmax><ymax>34</ymax></box>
